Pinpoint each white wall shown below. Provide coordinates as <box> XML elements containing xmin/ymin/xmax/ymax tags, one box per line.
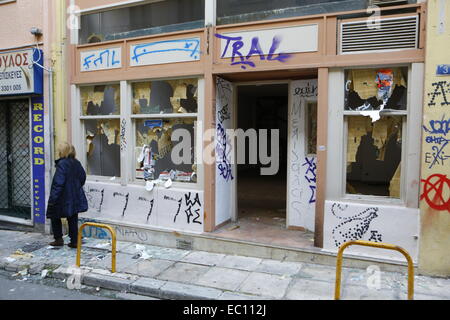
<box><xmin>82</xmin><ymin>181</ymin><xmax>204</xmax><ymax>233</ymax></box>
<box><xmin>323</xmin><ymin>200</ymin><xmax>420</xmax><ymax>262</ymax></box>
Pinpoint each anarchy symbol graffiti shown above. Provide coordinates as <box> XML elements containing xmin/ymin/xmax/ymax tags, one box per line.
<box><xmin>420</xmin><ymin>174</ymin><xmax>450</xmax><ymax>212</ymax></box>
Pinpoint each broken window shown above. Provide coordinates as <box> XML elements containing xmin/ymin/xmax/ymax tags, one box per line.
<box><xmin>85</xmin><ymin>119</ymin><xmax>121</xmax><ymax>177</ymax></box>
<box><xmin>80</xmin><ymin>84</ymin><xmax>120</xmax><ymax>115</ymax></box>
<box><xmin>132</xmin><ymin>79</ymin><xmax>198</xmax><ymax>115</ymax></box>
<box><xmin>81</xmin><ymin>84</ymin><xmax>121</xmax><ymax>177</ymax></box>
<box><xmin>346</xmin><ymin>115</ymin><xmax>403</xmax><ymax>198</ymax></box>
<box><xmin>132</xmin><ymin>78</ymin><xmax>199</xmax><ymax>183</ymax></box>
<box><xmin>345</xmin><ymin>67</ymin><xmax>408</xmax><ymax>111</ymax></box>
<box><xmin>344</xmin><ymin>67</ymin><xmax>408</xmax><ymax>198</ymax></box>
<box><xmin>135</xmin><ymin>118</ymin><xmax>197</xmax><ymax>183</ymax></box>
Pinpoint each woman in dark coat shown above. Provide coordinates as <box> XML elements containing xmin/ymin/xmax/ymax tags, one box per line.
<box><xmin>47</xmin><ymin>142</ymin><xmax>88</xmax><ymax>248</ymax></box>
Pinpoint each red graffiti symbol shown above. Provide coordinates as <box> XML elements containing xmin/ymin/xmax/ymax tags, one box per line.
<box><xmin>420</xmin><ymin>174</ymin><xmax>450</xmax><ymax>212</ymax></box>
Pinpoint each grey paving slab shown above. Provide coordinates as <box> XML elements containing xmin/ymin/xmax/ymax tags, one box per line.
<box><xmin>238</xmin><ymin>272</ymin><xmax>292</xmax><ymax>299</ymax></box>
<box><xmin>160</xmin><ymin>281</ymin><xmax>223</xmax><ymax>300</ymax></box>
<box><xmin>215</xmin><ymin>255</ymin><xmax>263</xmax><ymax>272</ymax></box>
<box><xmin>129</xmin><ymin>277</ymin><xmax>166</xmax><ymax>297</ymax></box>
<box><xmin>195</xmin><ymin>267</ymin><xmax>250</xmax><ymax>291</ymax></box>
<box><xmin>85</xmin><ymin>252</ymin><xmax>138</xmax><ymax>272</ymax></box>
<box><xmin>345</xmin><ymin>268</ymin><xmax>404</xmax><ymax>291</ymax></box>
<box><xmin>297</xmin><ymin>263</ymin><xmax>344</xmax><ymax>283</ymax></box>
<box><xmin>412</xmin><ymin>275</ymin><xmax>450</xmax><ymax>298</ymax></box>
<box><xmin>123</xmin><ymin>258</ymin><xmax>175</xmax><ymax>278</ymax></box>
<box><xmin>254</xmin><ymin>259</ymin><xmax>303</xmax><ymax>276</ymax></box>
<box><xmin>285</xmin><ymin>278</ymin><xmax>334</xmax><ymax>300</ymax></box>
<box><xmin>341</xmin><ymin>285</ymin><xmax>398</xmax><ymax>300</ymax></box>
<box><xmin>81</xmin><ymin>238</ymin><xmax>133</xmax><ymax>253</ymax></box>
<box><xmin>156</xmin><ymin>262</ymin><xmax>210</xmax><ymax>284</ymax></box>
<box><xmin>120</xmin><ymin>244</ymin><xmax>190</xmax><ymax>261</ymax></box>
<box><xmin>181</xmin><ymin>251</ymin><xmax>226</xmax><ymax>266</ymax></box>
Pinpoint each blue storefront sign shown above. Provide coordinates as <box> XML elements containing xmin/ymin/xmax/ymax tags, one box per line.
<box><xmin>0</xmin><ymin>48</ymin><xmax>43</xmax><ymax>96</ymax></box>
<box><xmin>31</xmin><ymin>96</ymin><xmax>46</xmax><ymax>224</ymax></box>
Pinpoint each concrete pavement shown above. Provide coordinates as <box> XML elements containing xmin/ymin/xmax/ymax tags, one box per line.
<box><xmin>0</xmin><ymin>229</ymin><xmax>449</xmax><ymax>300</ymax></box>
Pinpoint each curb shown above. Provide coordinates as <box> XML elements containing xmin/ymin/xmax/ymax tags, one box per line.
<box><xmin>46</xmin><ymin>265</ymin><xmax>271</xmax><ymax>300</ymax></box>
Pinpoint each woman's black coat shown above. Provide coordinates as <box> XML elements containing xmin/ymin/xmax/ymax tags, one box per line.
<box><xmin>46</xmin><ymin>157</ymin><xmax>88</xmax><ymax>219</ymax></box>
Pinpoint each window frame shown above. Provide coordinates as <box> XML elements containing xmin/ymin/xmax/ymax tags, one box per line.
<box><xmin>128</xmin><ymin>76</ymin><xmax>204</xmax><ymax>190</ymax></box>
<box><xmin>326</xmin><ymin>64</ymin><xmax>422</xmax><ymax>207</ymax></box>
<box><xmin>75</xmin><ymin>81</ymin><xmax>123</xmax><ymax>183</ymax></box>
<box><xmin>74</xmin><ymin>77</ymin><xmax>204</xmax><ymax>190</ymax></box>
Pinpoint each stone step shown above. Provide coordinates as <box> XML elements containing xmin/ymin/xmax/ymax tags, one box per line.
<box><xmin>79</xmin><ymin>218</ymin><xmax>416</xmax><ymax>275</ymax></box>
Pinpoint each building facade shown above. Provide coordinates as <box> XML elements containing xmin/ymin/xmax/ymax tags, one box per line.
<box><xmin>0</xmin><ymin>0</ymin><xmax>63</xmax><ymax>232</ymax></box>
<box><xmin>58</xmin><ymin>0</ymin><xmax>448</xmax><ymax>276</ymax></box>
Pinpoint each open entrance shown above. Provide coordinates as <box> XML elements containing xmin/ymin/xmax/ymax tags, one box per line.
<box><xmin>213</xmin><ymin>76</ymin><xmax>317</xmax><ymax>249</ymax></box>
<box><xmin>236</xmin><ymin>83</ymin><xmax>288</xmax><ymax>228</ymax></box>
<box><xmin>0</xmin><ymin>99</ymin><xmax>32</xmax><ymax>222</ymax></box>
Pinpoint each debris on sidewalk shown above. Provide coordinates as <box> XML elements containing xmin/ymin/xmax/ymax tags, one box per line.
<box><xmin>41</xmin><ymin>269</ymin><xmax>49</xmax><ymax>279</ymax></box>
<box><xmin>11</xmin><ymin>249</ymin><xmax>34</xmax><ymax>259</ymax></box>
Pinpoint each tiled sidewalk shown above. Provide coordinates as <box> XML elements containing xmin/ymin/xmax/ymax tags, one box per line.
<box><xmin>0</xmin><ymin>230</ymin><xmax>449</xmax><ymax>300</ymax></box>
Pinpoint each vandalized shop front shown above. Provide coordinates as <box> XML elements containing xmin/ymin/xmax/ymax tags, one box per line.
<box><xmin>0</xmin><ymin>47</ymin><xmax>46</xmax><ymax>227</ymax></box>
<box><xmin>70</xmin><ymin>1</ymin><xmax>426</xmax><ymax>263</ymax></box>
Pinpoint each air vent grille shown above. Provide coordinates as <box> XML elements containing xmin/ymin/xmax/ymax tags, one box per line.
<box><xmin>340</xmin><ymin>15</ymin><xmax>418</xmax><ymax>54</ymax></box>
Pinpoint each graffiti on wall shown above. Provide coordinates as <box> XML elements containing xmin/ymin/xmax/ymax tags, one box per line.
<box><xmin>215</xmin><ymin>34</ymin><xmax>291</xmax><ymax>70</ymax></box>
<box><xmin>130</xmin><ymin>38</ymin><xmax>200</xmax><ymax>67</ymax></box>
<box><xmin>81</xmin><ymin>48</ymin><xmax>121</xmax><ymax>72</ymax></box>
<box><xmin>216</xmin><ymin>78</ymin><xmax>234</xmax><ymax>182</ymax></box>
<box><xmin>113</xmin><ymin>192</ymin><xmax>130</xmax><ymax>217</ymax></box>
<box><xmin>289</xmin><ymin>96</ymin><xmax>302</xmax><ymax>216</ymax></box>
<box><xmin>331</xmin><ymin>203</ymin><xmax>382</xmax><ymax>247</ymax></box>
<box><xmin>420</xmin><ymin>174</ymin><xmax>450</xmax><ymax>213</ymax></box>
<box><xmin>421</xmin><ymin>71</ymin><xmax>450</xmax><ymax>214</ymax></box>
<box><xmin>82</xmin><ymin>183</ymin><xmax>204</xmax><ymax>232</ymax></box>
<box><xmin>302</xmin><ymin>157</ymin><xmax>317</xmax><ymax>204</ymax></box>
<box><xmin>138</xmin><ymin>196</ymin><xmax>155</xmax><ymax>222</ymax></box>
<box><xmin>85</xmin><ymin>187</ymin><xmax>105</xmax><ymax>213</ymax></box>
<box><xmin>427</xmin><ymin>81</ymin><xmax>450</xmax><ymax>107</ymax></box>
<box><xmin>173</xmin><ymin>192</ymin><xmax>202</xmax><ymax>225</ymax></box>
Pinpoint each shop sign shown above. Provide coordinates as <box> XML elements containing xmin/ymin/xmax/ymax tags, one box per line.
<box><xmin>80</xmin><ymin>47</ymin><xmax>122</xmax><ymax>72</ymax></box>
<box><xmin>31</xmin><ymin>96</ymin><xmax>46</xmax><ymax>224</ymax></box>
<box><xmin>130</xmin><ymin>38</ymin><xmax>200</xmax><ymax>67</ymax></box>
<box><xmin>0</xmin><ymin>48</ymin><xmax>43</xmax><ymax>96</ymax></box>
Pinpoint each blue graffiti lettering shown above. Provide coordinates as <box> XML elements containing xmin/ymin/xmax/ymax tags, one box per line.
<box><xmin>131</xmin><ymin>38</ymin><xmax>200</xmax><ymax>64</ymax></box>
<box><xmin>83</xmin><ymin>49</ymin><xmax>120</xmax><ymax>71</ymax></box>
<box><xmin>423</xmin><ymin>116</ymin><xmax>450</xmax><ymax>136</ymax></box>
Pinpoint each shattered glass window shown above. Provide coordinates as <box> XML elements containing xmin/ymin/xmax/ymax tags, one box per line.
<box><xmin>132</xmin><ymin>79</ymin><xmax>198</xmax><ymax>115</ymax></box>
<box><xmin>346</xmin><ymin>115</ymin><xmax>403</xmax><ymax>198</ymax></box>
<box><xmin>344</xmin><ymin>67</ymin><xmax>408</xmax><ymax>111</ymax></box>
<box><xmin>85</xmin><ymin>119</ymin><xmax>121</xmax><ymax>177</ymax></box>
<box><xmin>135</xmin><ymin>118</ymin><xmax>197</xmax><ymax>183</ymax></box>
<box><xmin>80</xmin><ymin>84</ymin><xmax>120</xmax><ymax>116</ymax></box>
